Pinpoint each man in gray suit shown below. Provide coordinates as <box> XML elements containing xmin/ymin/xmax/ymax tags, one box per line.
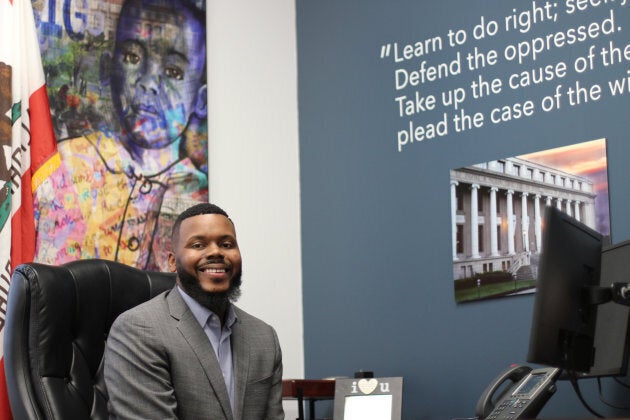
<box><xmin>104</xmin><ymin>203</ymin><xmax>284</xmax><ymax>419</ymax></box>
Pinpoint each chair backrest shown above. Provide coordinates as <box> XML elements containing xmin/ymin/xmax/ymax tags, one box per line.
<box><xmin>4</xmin><ymin>259</ymin><xmax>176</xmax><ymax>420</ymax></box>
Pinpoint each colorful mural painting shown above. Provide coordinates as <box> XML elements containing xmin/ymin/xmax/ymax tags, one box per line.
<box><xmin>31</xmin><ymin>0</ymin><xmax>208</xmax><ymax>271</ymax></box>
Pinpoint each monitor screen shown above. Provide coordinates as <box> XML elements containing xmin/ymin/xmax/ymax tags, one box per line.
<box><xmin>527</xmin><ymin>206</ymin><xmax>604</xmax><ymax>373</ymax></box>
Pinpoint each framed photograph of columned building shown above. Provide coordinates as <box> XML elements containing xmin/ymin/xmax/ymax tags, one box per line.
<box><xmin>451</xmin><ymin>138</ymin><xmax>610</xmax><ymax>303</ymax></box>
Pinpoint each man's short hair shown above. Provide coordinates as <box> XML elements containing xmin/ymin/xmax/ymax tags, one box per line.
<box><xmin>171</xmin><ymin>203</ymin><xmax>231</xmax><ymax>242</ymax></box>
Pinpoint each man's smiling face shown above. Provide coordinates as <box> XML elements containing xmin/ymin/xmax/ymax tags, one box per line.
<box><xmin>169</xmin><ymin>213</ymin><xmax>242</xmax><ymax>296</ymax></box>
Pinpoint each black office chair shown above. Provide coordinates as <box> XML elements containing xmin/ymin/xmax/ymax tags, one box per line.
<box><xmin>4</xmin><ymin>259</ymin><xmax>176</xmax><ymax>420</ymax></box>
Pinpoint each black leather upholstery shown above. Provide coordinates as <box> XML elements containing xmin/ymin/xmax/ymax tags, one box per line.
<box><xmin>4</xmin><ymin>259</ymin><xmax>176</xmax><ymax>420</ymax></box>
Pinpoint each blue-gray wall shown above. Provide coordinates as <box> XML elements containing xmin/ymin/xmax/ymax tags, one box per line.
<box><xmin>297</xmin><ymin>0</ymin><xmax>630</xmax><ymax>417</ymax></box>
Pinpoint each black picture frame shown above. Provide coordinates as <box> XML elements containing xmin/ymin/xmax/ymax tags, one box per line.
<box><xmin>333</xmin><ymin>377</ymin><xmax>403</xmax><ymax>420</ymax></box>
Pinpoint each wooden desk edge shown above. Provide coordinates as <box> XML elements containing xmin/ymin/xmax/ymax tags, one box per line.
<box><xmin>282</xmin><ymin>379</ymin><xmax>336</xmax><ymax>399</ymax></box>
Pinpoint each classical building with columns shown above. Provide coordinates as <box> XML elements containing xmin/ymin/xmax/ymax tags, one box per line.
<box><xmin>451</xmin><ymin>157</ymin><xmax>597</xmax><ymax>281</ymax></box>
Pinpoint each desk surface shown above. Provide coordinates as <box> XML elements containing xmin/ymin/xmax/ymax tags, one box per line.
<box><xmin>282</xmin><ymin>379</ymin><xmax>336</xmax><ymax>399</ymax></box>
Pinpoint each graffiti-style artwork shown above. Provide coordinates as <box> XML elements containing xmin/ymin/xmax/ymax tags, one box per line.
<box><xmin>32</xmin><ymin>0</ymin><xmax>208</xmax><ymax>271</ymax></box>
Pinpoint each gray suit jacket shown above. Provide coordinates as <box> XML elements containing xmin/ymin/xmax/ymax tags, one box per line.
<box><xmin>104</xmin><ymin>287</ymin><xmax>284</xmax><ymax>419</ymax></box>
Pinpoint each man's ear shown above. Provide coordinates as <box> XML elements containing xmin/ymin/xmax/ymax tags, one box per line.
<box><xmin>194</xmin><ymin>84</ymin><xmax>207</xmax><ymax>118</ymax></box>
<box><xmin>167</xmin><ymin>252</ymin><xmax>177</xmax><ymax>273</ymax></box>
<box><xmin>100</xmin><ymin>51</ymin><xmax>113</xmax><ymax>88</ymax></box>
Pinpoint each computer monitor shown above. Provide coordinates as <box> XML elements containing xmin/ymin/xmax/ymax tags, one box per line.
<box><xmin>585</xmin><ymin>239</ymin><xmax>630</xmax><ymax>377</ymax></box>
<box><xmin>527</xmin><ymin>205</ymin><xmax>630</xmax><ymax>376</ymax></box>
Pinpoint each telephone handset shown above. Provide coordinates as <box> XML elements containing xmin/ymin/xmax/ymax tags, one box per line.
<box><xmin>475</xmin><ymin>365</ymin><xmax>560</xmax><ymax>420</ymax></box>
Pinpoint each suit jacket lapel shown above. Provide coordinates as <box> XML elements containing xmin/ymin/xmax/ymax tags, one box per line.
<box><xmin>231</xmin><ymin>307</ymin><xmax>251</xmax><ymax>420</ymax></box>
<box><xmin>166</xmin><ymin>287</ymin><xmax>234</xmax><ymax>419</ymax></box>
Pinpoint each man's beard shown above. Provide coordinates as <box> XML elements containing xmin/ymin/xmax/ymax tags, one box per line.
<box><xmin>176</xmin><ymin>260</ymin><xmax>242</xmax><ymax>314</ymax></box>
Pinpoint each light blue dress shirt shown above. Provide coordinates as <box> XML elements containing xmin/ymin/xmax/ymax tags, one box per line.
<box><xmin>177</xmin><ymin>286</ymin><xmax>237</xmax><ymax>411</ymax></box>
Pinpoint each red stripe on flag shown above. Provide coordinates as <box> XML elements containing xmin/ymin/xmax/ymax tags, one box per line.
<box><xmin>10</xmin><ymin>182</ymin><xmax>33</xmax><ymax>268</ymax></box>
<box><xmin>10</xmin><ymin>178</ymin><xmax>35</xmax><ymax>273</ymax></box>
<box><xmin>0</xmin><ymin>360</ymin><xmax>10</xmax><ymax>420</ymax></box>
<box><xmin>9</xmin><ymin>84</ymin><xmax>57</xmax><ymax>270</ymax></box>
<box><xmin>28</xmin><ymin>85</ymin><xmax>57</xmax><ymax>175</ymax></box>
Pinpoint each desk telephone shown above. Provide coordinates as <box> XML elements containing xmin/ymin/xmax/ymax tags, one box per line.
<box><xmin>475</xmin><ymin>365</ymin><xmax>560</xmax><ymax>420</ymax></box>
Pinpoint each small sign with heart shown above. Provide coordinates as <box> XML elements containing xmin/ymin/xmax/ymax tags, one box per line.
<box><xmin>357</xmin><ymin>378</ymin><xmax>378</xmax><ymax>394</ymax></box>
<box><xmin>334</xmin><ymin>377</ymin><xmax>403</xmax><ymax>420</ymax></box>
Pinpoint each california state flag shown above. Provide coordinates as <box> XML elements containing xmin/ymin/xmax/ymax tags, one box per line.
<box><xmin>0</xmin><ymin>0</ymin><xmax>58</xmax><ymax>417</ymax></box>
